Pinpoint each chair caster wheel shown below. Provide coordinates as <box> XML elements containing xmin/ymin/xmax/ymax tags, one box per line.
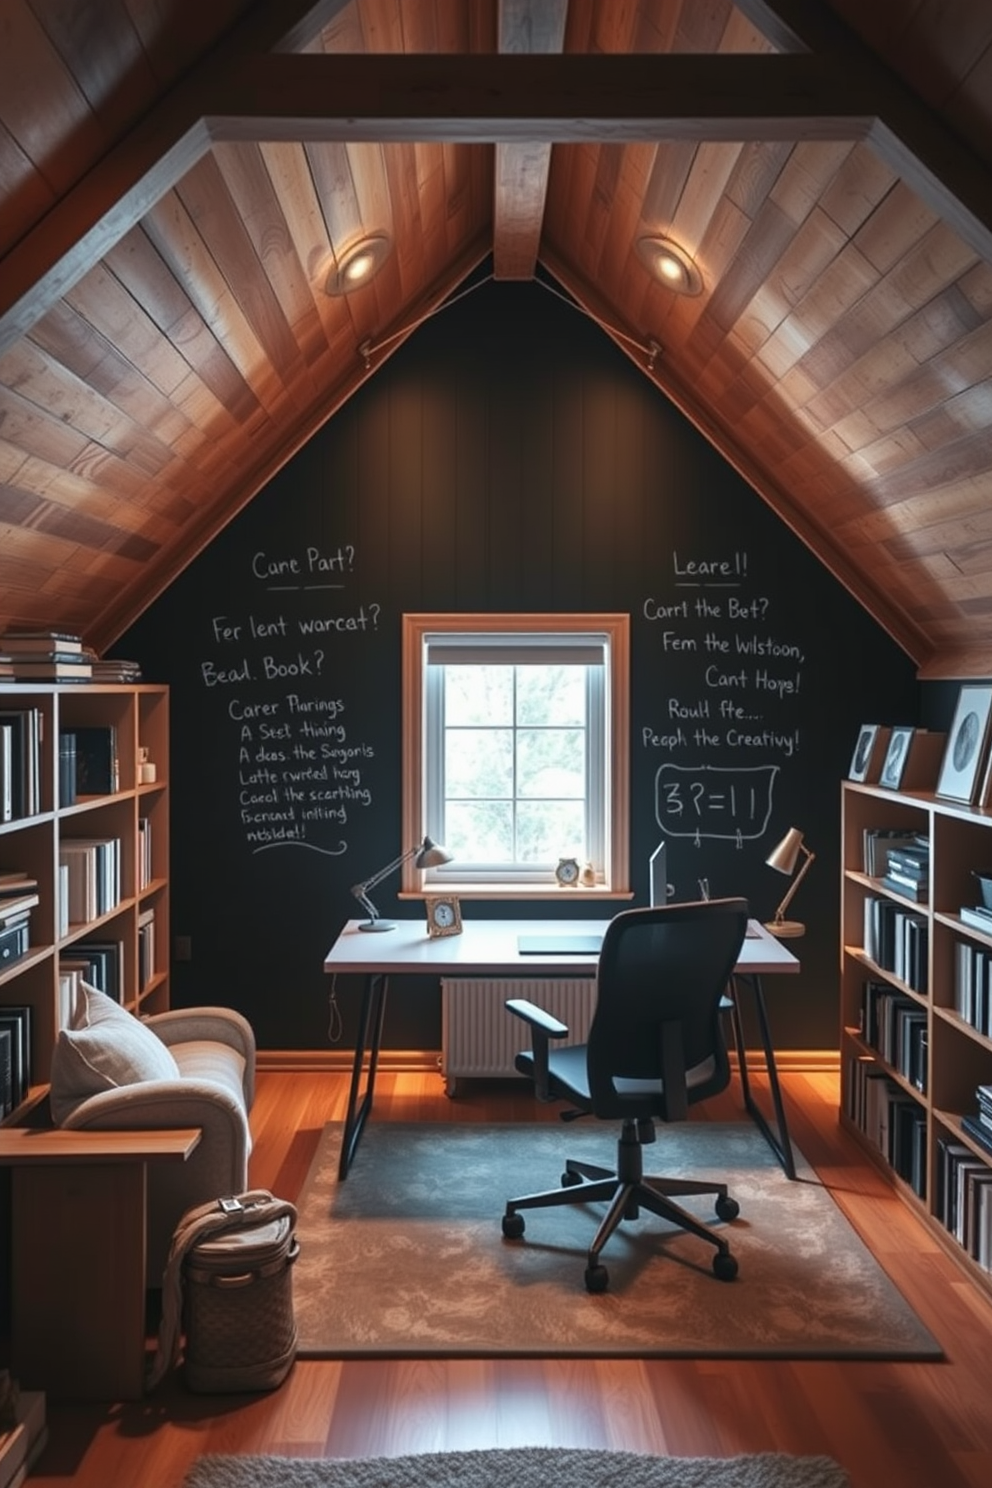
<box><xmin>585</xmin><ymin>1263</ymin><xmax>609</xmax><ymax>1293</ymax></box>
<box><xmin>712</xmin><ymin>1250</ymin><xmax>738</xmax><ymax>1281</ymax></box>
<box><xmin>715</xmin><ymin>1194</ymin><xmax>739</xmax><ymax>1222</ymax></box>
<box><xmin>502</xmin><ymin>1212</ymin><xmax>525</xmax><ymax>1239</ymax></box>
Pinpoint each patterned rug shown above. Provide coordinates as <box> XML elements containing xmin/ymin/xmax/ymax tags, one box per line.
<box><xmin>291</xmin><ymin>1120</ymin><xmax>941</xmax><ymax>1359</ymax></box>
<box><xmin>183</xmin><ymin>1447</ymin><xmax>850</xmax><ymax>1488</ymax></box>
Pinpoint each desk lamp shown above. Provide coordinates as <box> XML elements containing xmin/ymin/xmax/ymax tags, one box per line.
<box><xmin>351</xmin><ymin>835</ymin><xmax>452</xmax><ymax>931</ymax></box>
<box><xmin>765</xmin><ymin>827</ymin><xmax>815</xmax><ymax>938</ymax></box>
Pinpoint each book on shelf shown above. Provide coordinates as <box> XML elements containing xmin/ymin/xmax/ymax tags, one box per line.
<box><xmin>0</xmin><ymin>627</ymin><xmax>83</xmax><ymax>651</ymax></box>
<box><xmin>959</xmin><ymin>904</ymin><xmax>992</xmax><ymax>936</ymax></box>
<box><xmin>0</xmin><ymin>706</ymin><xmax>42</xmax><ymax>817</ymax></box>
<box><xmin>0</xmin><ymin>920</ymin><xmax>29</xmax><ymax>968</ymax></box>
<box><xmin>0</xmin><ymin>721</ymin><xmax>11</xmax><ymax>821</ymax></box>
<box><xmin>0</xmin><ymin>1005</ymin><xmax>33</xmax><ymax>1110</ymax></box>
<box><xmin>862</xmin><ymin>828</ymin><xmax>929</xmax><ymax>877</ymax></box>
<box><xmin>63</xmin><ymin>939</ymin><xmax>124</xmax><ymax>1002</ymax></box>
<box><xmin>58</xmin><ymin>730</ymin><xmax>77</xmax><ymax>806</ymax></box>
<box><xmin>0</xmin><ymin>1027</ymin><xmax>12</xmax><ymax>1118</ymax></box>
<box><xmin>138</xmin><ymin>905</ymin><xmax>155</xmax><ymax>988</ymax></box>
<box><xmin>880</xmin><ymin>872</ymin><xmax>928</xmax><ymax>902</ymax></box>
<box><xmin>59</xmin><ymin>836</ymin><xmax>121</xmax><ymax>923</ymax></box>
<box><xmin>74</xmin><ymin>724</ymin><xmax>119</xmax><ymax>795</ymax></box>
<box><xmin>0</xmin><ymin>891</ymin><xmax>40</xmax><ymax>925</ymax></box>
<box><xmin>10</xmin><ymin>656</ymin><xmax>93</xmax><ymax>680</ymax></box>
<box><xmin>962</xmin><ymin>1113</ymin><xmax>992</xmax><ymax>1159</ymax></box>
<box><xmin>88</xmin><ymin>656</ymin><xmax>141</xmax><ymax>682</ymax></box>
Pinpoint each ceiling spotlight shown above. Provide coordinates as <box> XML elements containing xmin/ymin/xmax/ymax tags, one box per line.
<box><xmin>325</xmin><ymin>233</ymin><xmax>392</xmax><ymax>296</ymax></box>
<box><xmin>636</xmin><ymin>236</ymin><xmax>703</xmax><ymax>296</ymax></box>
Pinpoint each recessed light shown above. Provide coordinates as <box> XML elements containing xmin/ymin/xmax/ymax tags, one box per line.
<box><xmin>636</xmin><ymin>236</ymin><xmax>703</xmax><ymax>296</ymax></box>
<box><xmin>325</xmin><ymin>233</ymin><xmax>392</xmax><ymax>295</ymax></box>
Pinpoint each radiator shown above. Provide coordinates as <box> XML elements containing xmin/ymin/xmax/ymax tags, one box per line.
<box><xmin>441</xmin><ymin>978</ymin><xmax>595</xmax><ymax>1083</ymax></box>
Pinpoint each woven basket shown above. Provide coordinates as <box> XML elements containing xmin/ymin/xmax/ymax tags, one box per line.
<box><xmin>182</xmin><ymin>1211</ymin><xmax>299</xmax><ymax>1392</ymax></box>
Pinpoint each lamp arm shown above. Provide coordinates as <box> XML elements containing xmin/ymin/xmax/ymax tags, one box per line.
<box><xmin>773</xmin><ymin>846</ymin><xmax>815</xmax><ymax>922</ymax></box>
<box><xmin>350</xmin><ymin>843</ymin><xmax>419</xmax><ymax>900</ymax></box>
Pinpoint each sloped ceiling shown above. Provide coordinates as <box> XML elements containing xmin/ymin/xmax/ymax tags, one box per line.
<box><xmin>1</xmin><ymin>0</ymin><xmax>992</xmax><ymax>677</ymax></box>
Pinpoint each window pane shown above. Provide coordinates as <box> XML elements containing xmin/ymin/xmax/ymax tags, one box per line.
<box><xmin>516</xmin><ymin>665</ymin><xmax>586</xmax><ymax>725</ymax></box>
<box><xmin>445</xmin><ymin>801</ymin><xmax>515</xmax><ymax>861</ymax></box>
<box><xmin>445</xmin><ymin>727</ymin><xmax>513</xmax><ymax>798</ymax></box>
<box><xmin>444</xmin><ymin>665</ymin><xmax>513</xmax><ymax>725</ymax></box>
<box><xmin>516</xmin><ymin>801</ymin><xmax>586</xmax><ymax>860</ymax></box>
<box><xmin>516</xmin><ymin>728</ymin><xmax>585</xmax><ymax>797</ymax></box>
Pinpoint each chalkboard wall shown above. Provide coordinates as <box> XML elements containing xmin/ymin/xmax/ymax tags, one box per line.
<box><xmin>118</xmin><ymin>276</ymin><xmax>922</xmax><ymax>1053</ymax></box>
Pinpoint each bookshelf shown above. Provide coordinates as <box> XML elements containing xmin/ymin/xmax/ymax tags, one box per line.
<box><xmin>841</xmin><ymin>780</ymin><xmax>992</xmax><ymax>1299</ymax></box>
<box><xmin>0</xmin><ymin>683</ymin><xmax>169</xmax><ymax>1121</ymax></box>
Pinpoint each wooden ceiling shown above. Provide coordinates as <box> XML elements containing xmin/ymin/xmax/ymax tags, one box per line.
<box><xmin>2</xmin><ymin>0</ymin><xmax>992</xmax><ymax>677</ymax></box>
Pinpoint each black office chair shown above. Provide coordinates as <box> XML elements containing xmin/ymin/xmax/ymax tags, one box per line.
<box><xmin>501</xmin><ymin>897</ymin><xmax>749</xmax><ymax>1292</ymax></box>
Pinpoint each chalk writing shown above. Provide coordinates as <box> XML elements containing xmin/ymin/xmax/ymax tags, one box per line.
<box><xmin>640</xmin><ymin>549</ymin><xmax>805</xmax><ymax>842</ymax></box>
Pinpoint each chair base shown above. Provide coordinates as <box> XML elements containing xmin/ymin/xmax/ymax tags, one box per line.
<box><xmin>502</xmin><ymin>1119</ymin><xmax>739</xmax><ymax>1290</ymax></box>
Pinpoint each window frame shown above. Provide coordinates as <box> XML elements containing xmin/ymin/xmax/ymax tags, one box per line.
<box><xmin>401</xmin><ymin>612</ymin><xmax>630</xmax><ymax>899</ymax></box>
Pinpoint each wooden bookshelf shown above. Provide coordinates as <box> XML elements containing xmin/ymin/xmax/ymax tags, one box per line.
<box><xmin>841</xmin><ymin>780</ymin><xmax>992</xmax><ymax>1301</ymax></box>
<box><xmin>0</xmin><ymin>683</ymin><xmax>169</xmax><ymax>1118</ymax></box>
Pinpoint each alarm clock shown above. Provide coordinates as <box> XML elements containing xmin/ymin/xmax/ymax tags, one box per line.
<box><xmin>555</xmin><ymin>856</ymin><xmax>581</xmax><ymax>887</ymax></box>
<box><xmin>425</xmin><ymin>894</ymin><xmax>463</xmax><ymax>937</ymax></box>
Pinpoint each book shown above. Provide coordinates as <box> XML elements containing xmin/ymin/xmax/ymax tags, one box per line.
<box><xmin>1</xmin><ymin>627</ymin><xmax>83</xmax><ymax>649</ymax></box>
<box><xmin>0</xmin><ymin>1027</ymin><xmax>12</xmax><ymax>1117</ymax></box>
<box><xmin>58</xmin><ymin>729</ymin><xmax>77</xmax><ymax>806</ymax></box>
<box><xmin>0</xmin><ymin>1005</ymin><xmax>32</xmax><ymax>1109</ymax></box>
<box><xmin>962</xmin><ymin>1113</ymin><xmax>992</xmax><ymax>1158</ymax></box>
<box><xmin>880</xmin><ymin>873</ymin><xmax>928</xmax><ymax>903</ymax></box>
<box><xmin>0</xmin><ymin>921</ymin><xmax>29</xmax><ymax>968</ymax></box>
<box><xmin>960</xmin><ymin>905</ymin><xmax>992</xmax><ymax>936</ymax></box>
<box><xmin>74</xmin><ymin>725</ymin><xmax>119</xmax><ymax>795</ymax></box>
<box><xmin>10</xmin><ymin>658</ymin><xmax>92</xmax><ymax>679</ymax></box>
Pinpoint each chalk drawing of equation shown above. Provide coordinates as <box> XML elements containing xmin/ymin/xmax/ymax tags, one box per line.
<box><xmin>655</xmin><ymin>764</ymin><xmax>779</xmax><ymax>844</ymax></box>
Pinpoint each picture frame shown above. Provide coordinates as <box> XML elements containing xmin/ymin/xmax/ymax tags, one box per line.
<box><xmin>936</xmin><ymin>684</ymin><xmax>992</xmax><ymax>803</ymax></box>
<box><xmin>879</xmin><ymin>726</ymin><xmax>914</xmax><ymax>790</ymax></box>
<box><xmin>849</xmin><ymin>724</ymin><xmax>880</xmax><ymax>783</ymax></box>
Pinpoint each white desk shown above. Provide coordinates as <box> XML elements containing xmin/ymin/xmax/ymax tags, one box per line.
<box><xmin>324</xmin><ymin>916</ymin><xmax>799</xmax><ymax>1180</ymax></box>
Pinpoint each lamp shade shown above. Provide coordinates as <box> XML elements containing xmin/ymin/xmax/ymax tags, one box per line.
<box><xmin>766</xmin><ymin>827</ymin><xmax>805</xmax><ymax>876</ymax></box>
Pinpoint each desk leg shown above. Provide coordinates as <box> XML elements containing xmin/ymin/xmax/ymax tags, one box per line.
<box><xmin>728</xmin><ymin>974</ymin><xmax>797</xmax><ymax>1181</ymax></box>
<box><xmin>339</xmin><ymin>972</ymin><xmax>389</xmax><ymax>1180</ymax></box>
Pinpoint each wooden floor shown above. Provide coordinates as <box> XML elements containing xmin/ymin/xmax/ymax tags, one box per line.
<box><xmin>27</xmin><ymin>1067</ymin><xmax>992</xmax><ymax>1488</ymax></box>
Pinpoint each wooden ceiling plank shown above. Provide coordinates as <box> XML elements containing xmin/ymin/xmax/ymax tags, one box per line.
<box><xmin>493</xmin><ymin>1</ymin><xmax>568</xmax><ymax>282</ymax></box>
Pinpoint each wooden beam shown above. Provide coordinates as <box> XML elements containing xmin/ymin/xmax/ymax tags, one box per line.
<box><xmin>494</xmin><ymin>0</ymin><xmax>569</xmax><ymax>281</ymax></box>
<box><xmin>0</xmin><ymin>0</ymin><xmax>349</xmax><ymax>358</ymax></box>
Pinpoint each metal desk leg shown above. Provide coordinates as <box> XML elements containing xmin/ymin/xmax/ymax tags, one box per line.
<box><xmin>339</xmin><ymin>971</ymin><xmax>389</xmax><ymax>1180</ymax></box>
<box><xmin>728</xmin><ymin>973</ymin><xmax>797</xmax><ymax>1180</ymax></box>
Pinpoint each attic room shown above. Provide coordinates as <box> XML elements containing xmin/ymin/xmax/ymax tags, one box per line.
<box><xmin>1</xmin><ymin>3</ymin><xmax>992</xmax><ymax>1487</ymax></box>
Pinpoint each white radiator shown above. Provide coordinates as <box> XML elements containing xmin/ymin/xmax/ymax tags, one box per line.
<box><xmin>441</xmin><ymin>978</ymin><xmax>596</xmax><ymax>1083</ymax></box>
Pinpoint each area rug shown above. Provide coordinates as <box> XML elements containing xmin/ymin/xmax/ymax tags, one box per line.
<box><xmin>183</xmin><ymin>1446</ymin><xmax>850</xmax><ymax>1488</ymax></box>
<box><xmin>292</xmin><ymin>1121</ymin><xmax>941</xmax><ymax>1360</ymax></box>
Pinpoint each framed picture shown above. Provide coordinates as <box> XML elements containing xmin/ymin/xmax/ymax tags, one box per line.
<box><xmin>880</xmin><ymin>726</ymin><xmax>914</xmax><ymax>790</ymax></box>
<box><xmin>849</xmin><ymin>724</ymin><xmax>880</xmax><ymax>783</ymax></box>
<box><xmin>936</xmin><ymin>684</ymin><xmax>992</xmax><ymax>803</ymax></box>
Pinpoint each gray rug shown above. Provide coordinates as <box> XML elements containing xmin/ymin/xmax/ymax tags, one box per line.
<box><xmin>292</xmin><ymin>1121</ymin><xmax>941</xmax><ymax>1360</ymax></box>
<box><xmin>183</xmin><ymin>1447</ymin><xmax>850</xmax><ymax>1488</ymax></box>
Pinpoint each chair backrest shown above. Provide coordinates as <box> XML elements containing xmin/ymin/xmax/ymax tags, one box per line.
<box><xmin>585</xmin><ymin>897</ymin><xmax>749</xmax><ymax>1121</ymax></box>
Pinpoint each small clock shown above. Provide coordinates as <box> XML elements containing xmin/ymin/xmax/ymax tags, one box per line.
<box><xmin>555</xmin><ymin>856</ymin><xmax>581</xmax><ymax>887</ymax></box>
<box><xmin>425</xmin><ymin>894</ymin><xmax>462</xmax><ymax>937</ymax></box>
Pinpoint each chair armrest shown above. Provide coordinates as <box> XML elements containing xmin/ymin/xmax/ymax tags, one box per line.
<box><xmin>505</xmin><ymin>998</ymin><xmax>569</xmax><ymax>1102</ymax></box>
<box><xmin>505</xmin><ymin>998</ymin><xmax>569</xmax><ymax>1039</ymax></box>
<box><xmin>61</xmin><ymin>1080</ymin><xmax>250</xmax><ymax>1179</ymax></box>
<box><xmin>143</xmin><ymin>1007</ymin><xmax>256</xmax><ymax>1108</ymax></box>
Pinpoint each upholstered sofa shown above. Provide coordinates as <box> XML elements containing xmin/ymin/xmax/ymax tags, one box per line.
<box><xmin>49</xmin><ymin>985</ymin><xmax>256</xmax><ymax>1283</ymax></box>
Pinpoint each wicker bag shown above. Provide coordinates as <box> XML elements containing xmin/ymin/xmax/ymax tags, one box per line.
<box><xmin>148</xmin><ymin>1189</ymin><xmax>299</xmax><ymax>1393</ymax></box>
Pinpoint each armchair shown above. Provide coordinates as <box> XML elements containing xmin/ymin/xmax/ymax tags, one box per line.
<box><xmin>502</xmin><ymin>897</ymin><xmax>749</xmax><ymax>1292</ymax></box>
<box><xmin>49</xmin><ymin>986</ymin><xmax>256</xmax><ymax>1281</ymax></box>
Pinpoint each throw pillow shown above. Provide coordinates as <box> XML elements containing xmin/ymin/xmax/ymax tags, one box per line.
<box><xmin>50</xmin><ymin>982</ymin><xmax>181</xmax><ymax>1124</ymax></box>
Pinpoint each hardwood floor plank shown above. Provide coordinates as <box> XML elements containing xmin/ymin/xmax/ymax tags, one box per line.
<box><xmin>24</xmin><ymin>1067</ymin><xmax>992</xmax><ymax>1488</ymax></box>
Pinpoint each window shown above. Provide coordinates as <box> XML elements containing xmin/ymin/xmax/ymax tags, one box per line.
<box><xmin>401</xmin><ymin>614</ymin><xmax>629</xmax><ymax>895</ymax></box>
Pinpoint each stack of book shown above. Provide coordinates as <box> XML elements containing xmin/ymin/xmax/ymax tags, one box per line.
<box><xmin>0</xmin><ymin>628</ymin><xmax>92</xmax><ymax>682</ymax></box>
<box><xmin>880</xmin><ymin>839</ymin><xmax>930</xmax><ymax>902</ymax></box>
<box><xmin>86</xmin><ymin>652</ymin><xmax>141</xmax><ymax>682</ymax></box>
<box><xmin>960</xmin><ymin>902</ymin><xmax>992</xmax><ymax>936</ymax></box>
<box><xmin>862</xmin><ymin>826</ymin><xmax>929</xmax><ymax>877</ymax></box>
<box><xmin>962</xmin><ymin>1084</ymin><xmax>992</xmax><ymax>1158</ymax></box>
<box><xmin>0</xmin><ymin>875</ymin><xmax>38</xmax><ymax>973</ymax></box>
